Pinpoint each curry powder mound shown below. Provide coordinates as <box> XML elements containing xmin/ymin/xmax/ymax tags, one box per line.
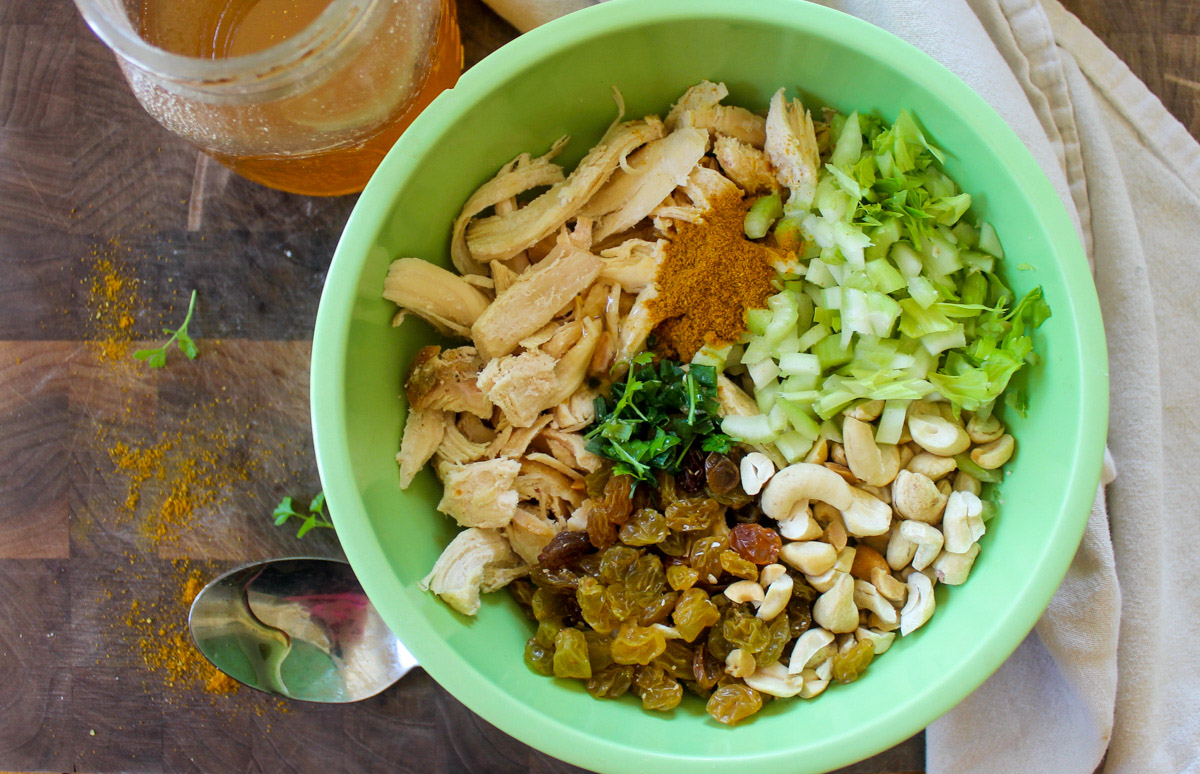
<box><xmin>649</xmin><ymin>192</ymin><xmax>776</xmax><ymax>361</ymax></box>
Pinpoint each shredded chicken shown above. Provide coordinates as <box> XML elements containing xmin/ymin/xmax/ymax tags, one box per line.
<box><xmin>477</xmin><ymin>350</ymin><xmax>558</xmax><ymax>428</ymax></box>
<box><xmin>405</xmin><ymin>346</ymin><xmax>493</xmax><ymax>419</ymax></box>
<box><xmin>614</xmin><ymin>283</ymin><xmax>658</xmax><ymax>366</ymax></box>
<box><xmin>420</xmin><ymin>527</ymin><xmax>523</xmax><ymax>615</ymax></box>
<box><xmin>505</xmin><ymin>507</ymin><xmax>559</xmax><ymax>564</ymax></box>
<box><xmin>471</xmin><ymin>244</ymin><xmax>603</xmax><ymax>359</ymax></box>
<box><xmin>666</xmin><ymin>81</ymin><xmax>767</xmax><ymax>148</ymax></box>
<box><xmin>765</xmin><ymin>88</ymin><xmax>821</xmax><ymax>211</ymax></box>
<box><xmin>714</xmin><ymin>134</ymin><xmax>778</xmax><ymax>193</ymax></box>
<box><xmin>598</xmin><ymin>239</ymin><xmax>664</xmax><ymax>292</ymax></box>
<box><xmin>384</xmin><ymin>258</ymin><xmax>491</xmax><ymax>337</ymax></box>
<box><xmin>437</xmin><ymin>458</ymin><xmax>521</xmax><ymax>529</ymax></box>
<box><xmin>436</xmin><ymin>415</ymin><xmax>490</xmax><ymax>465</ymax></box>
<box><xmin>489</xmin><ymin>414</ymin><xmax>553</xmax><ymax>459</ymax></box>
<box><xmin>552</xmin><ymin>387</ymin><xmax>597</xmax><ymax>432</ymax></box>
<box><xmin>396</xmin><ymin>407</ymin><xmax>444</xmax><ymax>488</ymax></box>
<box><xmin>465</xmin><ymin>118</ymin><xmax>665</xmax><ymax>263</ymax></box>
<box><xmin>517</xmin><ymin>458</ymin><xmax>585</xmax><ymax>520</ymax></box>
<box><xmin>537</xmin><ymin>427</ymin><xmax>603</xmax><ymax>473</ymax></box>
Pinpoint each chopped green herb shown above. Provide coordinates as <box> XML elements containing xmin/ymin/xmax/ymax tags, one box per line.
<box><xmin>134</xmin><ymin>289</ymin><xmax>199</xmax><ymax>368</ymax></box>
<box><xmin>585</xmin><ymin>355</ymin><xmax>732</xmax><ymax>483</ymax></box>
<box><xmin>273</xmin><ymin>492</ymin><xmax>333</xmax><ymax>538</ymax></box>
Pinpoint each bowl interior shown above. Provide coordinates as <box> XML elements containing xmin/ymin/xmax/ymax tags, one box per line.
<box><xmin>312</xmin><ymin>2</ymin><xmax>1107</xmax><ymax>772</ymax></box>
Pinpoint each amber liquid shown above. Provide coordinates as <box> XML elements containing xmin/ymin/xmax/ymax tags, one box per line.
<box><xmin>138</xmin><ymin>0</ymin><xmax>461</xmax><ymax>195</ymax></box>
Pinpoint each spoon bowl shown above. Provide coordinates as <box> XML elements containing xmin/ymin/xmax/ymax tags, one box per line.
<box><xmin>188</xmin><ymin>557</ymin><xmax>417</xmax><ymax>703</ymax></box>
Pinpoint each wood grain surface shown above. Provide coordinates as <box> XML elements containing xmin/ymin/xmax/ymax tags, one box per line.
<box><xmin>0</xmin><ymin>0</ymin><xmax>1193</xmax><ymax>773</ymax></box>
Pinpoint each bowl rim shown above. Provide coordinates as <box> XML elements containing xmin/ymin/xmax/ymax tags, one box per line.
<box><xmin>311</xmin><ymin>0</ymin><xmax>1109</xmax><ymax>770</ymax></box>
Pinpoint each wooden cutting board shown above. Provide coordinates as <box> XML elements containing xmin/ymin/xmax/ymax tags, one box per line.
<box><xmin>0</xmin><ymin>0</ymin><xmax>1188</xmax><ymax>771</ymax></box>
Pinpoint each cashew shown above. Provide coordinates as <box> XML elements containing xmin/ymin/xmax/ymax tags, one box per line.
<box><xmin>813</xmin><ymin>572</ymin><xmax>858</xmax><ymax>633</ymax></box>
<box><xmin>833</xmin><ymin>546</ymin><xmax>856</xmax><ymax>574</ymax></box>
<box><xmin>936</xmin><ymin>478</ymin><xmax>954</xmax><ymax>497</ymax></box>
<box><xmin>724</xmin><ymin>580</ymin><xmax>765</xmax><ymax>606</ymax></box>
<box><xmin>886</xmin><ymin>523</ymin><xmax>917</xmax><ymax>571</ymax></box>
<box><xmin>814</xmin><ymin>657</ymin><xmax>834</xmax><ymax>682</ymax></box>
<box><xmin>787</xmin><ymin>628</ymin><xmax>835</xmax><ymax>675</ymax></box>
<box><xmin>868</xmin><ymin>612</ymin><xmax>901</xmax><ymax>632</ymax></box>
<box><xmin>845</xmin><ymin>399</ymin><xmax>884</xmax><ymax>422</ymax></box>
<box><xmin>842</xmin><ymin>486</ymin><xmax>893</xmax><ymax>536</ymax></box>
<box><xmin>892</xmin><ymin>470</ymin><xmax>948</xmax><ymax>524</ymax></box>
<box><xmin>743</xmin><ymin>661</ymin><xmax>805</xmax><ymax>697</ymax></box>
<box><xmin>870</xmin><ymin>566</ymin><xmax>908</xmax><ymax>605</ymax></box>
<box><xmin>905</xmin><ymin>452</ymin><xmax>957</xmax><ymax>481</ymax></box>
<box><xmin>781</xmin><ymin>541</ymin><xmax>837</xmax><ymax>576</ymax></box>
<box><xmin>842</xmin><ymin>417</ymin><xmax>902</xmax><ymax>487</ymax></box>
<box><xmin>900</xmin><ymin>520</ymin><xmax>944</xmax><ymax>571</ymax></box>
<box><xmin>757</xmin><ymin>573</ymin><xmax>793</xmax><ymax>621</ymax></box>
<box><xmin>798</xmin><ymin>668</ymin><xmax>830</xmax><ymax>698</ymax></box>
<box><xmin>897</xmin><ymin>443</ymin><xmax>915</xmax><ymax>469</ymax></box>
<box><xmin>860</xmin><ymin>533</ymin><xmax>890</xmax><ymax>556</ymax></box>
<box><xmin>932</xmin><ymin>543</ymin><xmax>981</xmax><ymax>585</ymax></box>
<box><xmin>759</xmin><ymin>563</ymin><xmax>788</xmax><ymax>587</ymax></box>
<box><xmin>725</xmin><ymin>648</ymin><xmax>757</xmax><ymax>679</ymax></box>
<box><xmin>824</xmin><ymin>517</ymin><xmax>848</xmax><ymax>552</ymax></box>
<box><xmin>804</xmin><ymin>437</ymin><xmax>829</xmax><ymax>463</ymax></box>
<box><xmin>761</xmin><ymin>463</ymin><xmax>853</xmax><ymax>522</ymax></box>
<box><xmin>966</xmin><ymin>413</ymin><xmax>1005</xmax><ymax>444</ymax></box>
<box><xmin>907</xmin><ymin>410</ymin><xmax>971</xmax><ymax>456</ymax></box>
<box><xmin>778</xmin><ymin>506</ymin><xmax>824</xmax><ymax>541</ymax></box>
<box><xmin>971</xmin><ymin>434</ymin><xmax>1015</xmax><ymax>470</ymax></box>
<box><xmin>853</xmin><ymin>578</ymin><xmax>898</xmax><ymax>626</ymax></box>
<box><xmin>830</xmin><ymin>443</ymin><xmax>848</xmax><ymax>466</ymax></box>
<box><xmin>899</xmin><ymin>571</ymin><xmax>936</xmax><ymax>635</ymax></box>
<box><xmin>855</xmin><ymin>626</ymin><xmax>896</xmax><ymax>656</ymax></box>
<box><xmin>942</xmin><ymin>490</ymin><xmax>985</xmax><ymax>553</ymax></box>
<box><xmin>805</xmin><ymin>566</ymin><xmax>839</xmax><ymax>593</ymax></box>
<box><xmin>953</xmin><ymin>470</ymin><xmax>982</xmax><ymax>496</ymax></box>
<box><xmin>739</xmin><ymin>452</ymin><xmax>775</xmax><ymax>496</ymax></box>
<box><xmin>849</xmin><ymin>544</ymin><xmax>888</xmax><ymax>580</ymax></box>
<box><xmin>824</xmin><ymin>462</ymin><xmax>856</xmax><ymax>483</ymax></box>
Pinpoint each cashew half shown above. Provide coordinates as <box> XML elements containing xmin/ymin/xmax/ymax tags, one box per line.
<box><xmin>759</xmin><ymin>563</ymin><xmax>788</xmax><ymax>587</ymax></box>
<box><xmin>842</xmin><ymin>486</ymin><xmax>894</xmax><ymax>536</ymax></box>
<box><xmin>971</xmin><ymin>434</ymin><xmax>1015</xmax><ymax>469</ymax></box>
<box><xmin>798</xmin><ymin>668</ymin><xmax>830</xmax><ymax>698</ymax></box>
<box><xmin>905</xmin><ymin>452</ymin><xmax>957</xmax><ymax>481</ymax></box>
<box><xmin>845</xmin><ymin>399</ymin><xmax>884</xmax><ymax>422</ymax></box>
<box><xmin>853</xmin><ymin>578</ymin><xmax>898</xmax><ymax>627</ymax></box>
<box><xmin>899</xmin><ymin>571</ymin><xmax>936</xmax><ymax>635</ymax></box>
<box><xmin>942</xmin><ymin>490</ymin><xmax>985</xmax><ymax>553</ymax></box>
<box><xmin>781</xmin><ymin>541</ymin><xmax>837</xmax><ymax>576</ymax></box>
<box><xmin>724</xmin><ymin>580</ymin><xmax>765</xmax><ymax>606</ymax></box>
<box><xmin>966</xmin><ymin>413</ymin><xmax>1004</xmax><ymax>444</ymax></box>
<box><xmin>744</xmin><ymin>661</ymin><xmax>805</xmax><ymax>697</ymax></box>
<box><xmin>757</xmin><ymin>573</ymin><xmax>793</xmax><ymax>621</ymax></box>
<box><xmin>787</xmin><ymin>628</ymin><xmax>835</xmax><ymax>675</ymax></box>
<box><xmin>886</xmin><ymin>523</ymin><xmax>917</xmax><ymax>571</ymax></box>
<box><xmin>843</xmin><ymin>417</ymin><xmax>901</xmax><ymax>486</ymax></box>
<box><xmin>855</xmin><ymin>626</ymin><xmax>896</xmax><ymax>656</ymax></box>
<box><xmin>908</xmin><ymin>410</ymin><xmax>971</xmax><ymax>456</ymax></box>
<box><xmin>739</xmin><ymin>452</ymin><xmax>775</xmax><ymax>496</ymax></box>
<box><xmin>778</xmin><ymin>506</ymin><xmax>824</xmax><ymax>541</ymax></box>
<box><xmin>932</xmin><ymin>543</ymin><xmax>981</xmax><ymax>585</ymax></box>
<box><xmin>892</xmin><ymin>469</ymin><xmax>948</xmax><ymax>524</ymax></box>
<box><xmin>804</xmin><ymin>437</ymin><xmax>829</xmax><ymax>463</ymax></box>
<box><xmin>849</xmin><ymin>544</ymin><xmax>889</xmax><ymax>580</ymax></box>
<box><xmin>761</xmin><ymin>462</ymin><xmax>853</xmax><ymax>519</ymax></box>
<box><xmin>725</xmin><ymin>648</ymin><xmax>757</xmax><ymax>678</ymax></box>
<box><xmin>812</xmin><ymin>572</ymin><xmax>858</xmax><ymax>633</ymax></box>
<box><xmin>900</xmin><ymin>520</ymin><xmax>944</xmax><ymax>571</ymax></box>
<box><xmin>953</xmin><ymin>470</ymin><xmax>981</xmax><ymax>496</ymax></box>
<box><xmin>870</xmin><ymin>566</ymin><xmax>908</xmax><ymax>605</ymax></box>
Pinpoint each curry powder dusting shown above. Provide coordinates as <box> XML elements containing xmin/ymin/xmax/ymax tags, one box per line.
<box><xmin>649</xmin><ymin>192</ymin><xmax>776</xmax><ymax>360</ymax></box>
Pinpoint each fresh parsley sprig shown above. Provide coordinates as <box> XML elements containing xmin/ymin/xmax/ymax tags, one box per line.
<box><xmin>273</xmin><ymin>493</ymin><xmax>334</xmax><ymax>538</ymax></box>
<box><xmin>134</xmin><ymin>289</ymin><xmax>199</xmax><ymax>368</ymax></box>
<box><xmin>584</xmin><ymin>353</ymin><xmax>733</xmax><ymax>483</ymax></box>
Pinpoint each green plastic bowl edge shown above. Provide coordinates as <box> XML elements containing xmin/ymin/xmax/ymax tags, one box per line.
<box><xmin>311</xmin><ymin>1</ymin><xmax>1109</xmax><ymax>771</ymax></box>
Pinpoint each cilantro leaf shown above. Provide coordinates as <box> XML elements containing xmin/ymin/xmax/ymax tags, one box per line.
<box><xmin>134</xmin><ymin>289</ymin><xmax>200</xmax><ymax>368</ymax></box>
<box><xmin>272</xmin><ymin>493</ymin><xmax>334</xmax><ymax>538</ymax></box>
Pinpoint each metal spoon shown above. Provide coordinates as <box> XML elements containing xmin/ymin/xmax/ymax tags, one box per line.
<box><xmin>188</xmin><ymin>557</ymin><xmax>417</xmax><ymax>703</ymax></box>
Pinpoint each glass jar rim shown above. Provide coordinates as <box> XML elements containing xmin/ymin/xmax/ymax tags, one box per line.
<box><xmin>74</xmin><ymin>0</ymin><xmax>374</xmax><ymax>94</ymax></box>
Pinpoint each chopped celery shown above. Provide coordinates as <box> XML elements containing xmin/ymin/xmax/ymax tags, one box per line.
<box><xmin>954</xmin><ymin>453</ymin><xmax>1002</xmax><ymax>483</ymax></box>
<box><xmin>813</xmin><ymin>333</ymin><xmax>854</xmax><ymax>371</ymax></box>
<box><xmin>776</xmin><ymin>399</ymin><xmax>822</xmax><ymax>438</ymax></box>
<box><xmin>978</xmin><ymin>222</ymin><xmax>1004</xmax><ymax>258</ymax></box>
<box><xmin>763</xmin><ymin>292</ymin><xmax>800</xmax><ymax>347</ymax></box>
<box><xmin>951</xmin><ymin>220</ymin><xmax>979</xmax><ymax>248</ymax></box>
<box><xmin>779</xmin><ymin>352</ymin><xmax>821</xmax><ymax>377</ymax></box>
<box><xmin>796</xmin><ymin>323</ymin><xmax>830</xmax><ymax>353</ymax></box>
<box><xmin>746</xmin><ymin>308</ymin><xmax>772</xmax><ymax>337</ymax></box>
<box><xmin>921</xmin><ymin>327</ymin><xmax>966</xmax><ymax>355</ymax></box>
<box><xmin>830</xmin><ymin>110</ymin><xmax>863</xmax><ymax>168</ymax></box>
<box><xmin>865</xmin><ymin>258</ymin><xmax>906</xmax><ymax>295</ymax></box>
<box><xmin>745</xmin><ymin>192</ymin><xmax>784</xmax><ymax>239</ymax></box>
<box><xmin>740</xmin><ymin>340</ymin><xmax>771</xmax><ymax>366</ymax></box>
<box><xmin>773</xmin><ymin>332</ymin><xmax>802</xmax><ymax>356</ymax></box>
<box><xmin>891</xmin><ymin>242</ymin><xmax>923</xmax><ymax>278</ymax></box>
<box><xmin>755</xmin><ymin>380</ymin><xmax>780</xmax><ymax>414</ymax></box>
<box><xmin>767</xmin><ymin>404</ymin><xmax>789</xmax><ymax>434</ymax></box>
<box><xmin>722</xmin><ymin>414</ymin><xmax>778</xmax><ymax>445</ymax></box>
<box><xmin>874</xmin><ymin>399</ymin><xmax>910</xmax><ymax>444</ymax></box>
<box><xmin>899</xmin><ymin>299</ymin><xmax>956</xmax><ymax>338</ymax></box>
<box><xmin>961</xmin><ymin>270</ymin><xmax>987</xmax><ymax>306</ymax></box>
<box><xmin>907</xmin><ymin>275</ymin><xmax>939</xmax><ymax>308</ymax></box>
<box><xmin>774</xmin><ymin>431</ymin><xmax>815</xmax><ymax>463</ymax></box>
<box><xmin>920</xmin><ymin>233</ymin><xmax>962</xmax><ymax>277</ymax></box>
<box><xmin>774</xmin><ymin>215</ymin><xmax>804</xmax><ymax>252</ymax></box>
<box><xmin>747</xmin><ymin>358</ymin><xmax>780</xmax><ymax>390</ymax></box>
<box><xmin>864</xmin><ymin>218</ymin><xmax>902</xmax><ymax>262</ymax></box>
<box><xmin>960</xmin><ymin>250</ymin><xmax>995</xmax><ymax>273</ymax></box>
<box><xmin>819</xmin><ymin>418</ymin><xmax>844</xmax><ymax>444</ymax></box>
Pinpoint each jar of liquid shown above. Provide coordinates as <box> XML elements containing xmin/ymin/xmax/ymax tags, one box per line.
<box><xmin>75</xmin><ymin>0</ymin><xmax>462</xmax><ymax>195</ymax></box>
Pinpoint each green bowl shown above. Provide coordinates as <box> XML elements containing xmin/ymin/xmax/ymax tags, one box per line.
<box><xmin>311</xmin><ymin>0</ymin><xmax>1108</xmax><ymax>770</ymax></box>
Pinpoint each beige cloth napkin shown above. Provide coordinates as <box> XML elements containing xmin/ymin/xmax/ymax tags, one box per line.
<box><xmin>480</xmin><ymin>0</ymin><xmax>1200</xmax><ymax>770</ymax></box>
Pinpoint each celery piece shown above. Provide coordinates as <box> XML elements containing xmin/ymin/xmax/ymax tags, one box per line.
<box><xmin>920</xmin><ymin>233</ymin><xmax>962</xmax><ymax>277</ymax></box>
<box><xmin>921</xmin><ymin>327</ymin><xmax>966</xmax><ymax>356</ymax></box>
<box><xmin>874</xmin><ymin>399</ymin><xmax>911</xmax><ymax>444</ymax></box>
<box><xmin>747</xmin><ymin>358</ymin><xmax>781</xmax><ymax>390</ymax></box>
<box><xmin>775</xmin><ymin>398</ymin><xmax>822</xmax><ymax>439</ymax></box>
<box><xmin>755</xmin><ymin>381</ymin><xmax>780</xmax><ymax>414</ymax></box>
<box><xmin>961</xmin><ymin>270</ymin><xmax>988</xmax><ymax>307</ymax></box>
<box><xmin>951</xmin><ymin>220</ymin><xmax>979</xmax><ymax>248</ymax></box>
<box><xmin>891</xmin><ymin>242</ymin><xmax>923</xmax><ymax>278</ymax></box>
<box><xmin>721</xmin><ymin>414</ymin><xmax>778</xmax><ymax>445</ymax></box>
<box><xmin>954</xmin><ymin>453</ymin><xmax>1002</xmax><ymax>483</ymax></box>
<box><xmin>813</xmin><ymin>333</ymin><xmax>854</xmax><ymax>371</ymax></box>
<box><xmin>774</xmin><ymin>431</ymin><xmax>815</xmax><ymax>463</ymax></box>
<box><xmin>767</xmin><ymin>403</ymin><xmax>789</xmax><ymax>434</ymax></box>
<box><xmin>746</xmin><ymin>307</ymin><xmax>773</xmax><ymax>337</ymax></box>
<box><xmin>907</xmin><ymin>275</ymin><xmax>939</xmax><ymax>309</ymax></box>
<box><xmin>796</xmin><ymin>323</ymin><xmax>830</xmax><ymax>353</ymax></box>
<box><xmin>978</xmin><ymin>222</ymin><xmax>1005</xmax><ymax>258</ymax></box>
<box><xmin>865</xmin><ymin>218</ymin><xmax>903</xmax><ymax>262</ymax></box>
<box><xmin>774</xmin><ymin>215</ymin><xmax>804</xmax><ymax>252</ymax></box>
<box><xmin>830</xmin><ymin>110</ymin><xmax>863</xmax><ymax>168</ymax></box>
<box><xmin>819</xmin><ymin>418</ymin><xmax>844</xmax><ymax>444</ymax></box>
<box><xmin>865</xmin><ymin>258</ymin><xmax>907</xmax><ymax>295</ymax></box>
<box><xmin>745</xmin><ymin>192</ymin><xmax>784</xmax><ymax>239</ymax></box>
<box><xmin>778</xmin><ymin>352</ymin><xmax>821</xmax><ymax>378</ymax></box>
<box><xmin>960</xmin><ymin>250</ymin><xmax>995</xmax><ymax>273</ymax></box>
<box><xmin>806</xmin><ymin>259</ymin><xmax>837</xmax><ymax>288</ymax></box>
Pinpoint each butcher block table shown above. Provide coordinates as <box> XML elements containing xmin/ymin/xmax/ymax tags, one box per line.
<box><xmin>0</xmin><ymin>1</ymin><xmax>1194</xmax><ymax>772</ymax></box>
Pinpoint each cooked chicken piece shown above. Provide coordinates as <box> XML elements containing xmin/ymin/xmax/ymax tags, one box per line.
<box><xmin>525</xmin><ymin>452</ymin><xmax>585</xmax><ymax>481</ymax></box>
<box><xmin>614</xmin><ymin>283</ymin><xmax>658</xmax><ymax>366</ymax></box>
<box><xmin>396</xmin><ymin>406</ymin><xmax>445</xmax><ymax>489</ymax></box>
<box><xmin>553</xmin><ymin>387</ymin><xmax>598</xmax><ymax>432</ymax></box>
<box><xmin>518</xmin><ymin>458</ymin><xmax>585</xmax><ymax>520</ymax></box>
<box><xmin>716</xmin><ymin>374</ymin><xmax>787</xmax><ymax>469</ymax></box>
<box><xmin>665</xmin><ymin>80</ymin><xmax>730</xmax><ymax>129</ymax></box>
<box><xmin>666</xmin><ymin>81</ymin><xmax>767</xmax><ymax>148</ymax></box>
<box><xmin>384</xmin><ymin>259</ymin><xmax>491</xmax><ymax>337</ymax></box>
<box><xmin>714</xmin><ymin>134</ymin><xmax>778</xmax><ymax>193</ymax></box>
<box><xmin>505</xmin><ymin>507</ymin><xmax>560</xmax><ymax>564</ymax></box>
<box><xmin>545</xmin><ymin>316</ymin><xmax>602</xmax><ymax>407</ymax></box>
<box><xmin>577</xmin><ymin>283</ymin><xmax>608</xmax><ymax>320</ymax></box>
<box><xmin>598</xmin><ymin>238</ymin><xmax>664</xmax><ymax>292</ymax></box>
<box><xmin>477</xmin><ymin>351</ymin><xmax>558</xmax><ymax>428</ymax></box>
<box><xmin>420</xmin><ymin>527</ymin><xmax>523</xmax><ymax>615</ymax></box>
<box><xmin>567</xmin><ymin>217</ymin><xmax>594</xmax><ymax>249</ymax></box>
<box><xmin>490</xmin><ymin>261</ymin><xmax>519</xmax><ymax>294</ymax></box>
<box><xmin>437</xmin><ymin>458</ymin><xmax>521</xmax><ymax>529</ymax></box>
<box><xmin>537</xmin><ymin>427</ymin><xmax>604</xmax><ymax>474</ymax></box>
<box><xmin>471</xmin><ymin>244</ymin><xmax>603</xmax><ymax>359</ymax></box>
<box><xmin>436</xmin><ymin>415</ymin><xmax>490</xmax><ymax>465</ymax></box>
<box><xmin>456</xmin><ymin>414</ymin><xmax>496</xmax><ymax>445</ymax></box>
<box><xmin>489</xmin><ymin>414</ymin><xmax>553</xmax><ymax>459</ymax></box>
<box><xmin>765</xmin><ymin>88</ymin><xmax>821</xmax><ymax>211</ymax></box>
<box><xmin>581</xmin><ymin>127</ymin><xmax>709</xmax><ymax>242</ymax></box>
<box><xmin>518</xmin><ymin>321</ymin><xmax>558</xmax><ymax>350</ymax></box>
<box><xmin>451</xmin><ymin>138</ymin><xmax>568</xmax><ymax>275</ymax></box>
<box><xmin>590</xmin><ymin>331</ymin><xmax>615</xmax><ymax>376</ymax></box>
<box><xmin>683</xmin><ymin>164</ymin><xmax>742</xmax><ymax>208</ymax></box>
<box><xmin>542</xmin><ymin>319</ymin><xmax>584</xmax><ymax>358</ymax></box>
<box><xmin>406</xmin><ymin>346</ymin><xmax>493</xmax><ymax>419</ymax></box>
<box><xmin>466</xmin><ymin>118</ymin><xmax>665</xmax><ymax>262</ymax></box>
<box><xmin>566</xmin><ymin>500</ymin><xmax>592</xmax><ymax>532</ymax></box>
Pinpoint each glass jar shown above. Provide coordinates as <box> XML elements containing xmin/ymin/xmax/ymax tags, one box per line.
<box><xmin>74</xmin><ymin>0</ymin><xmax>462</xmax><ymax>196</ymax></box>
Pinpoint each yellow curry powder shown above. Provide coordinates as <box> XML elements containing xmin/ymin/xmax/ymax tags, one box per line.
<box><xmin>83</xmin><ymin>241</ymin><xmax>143</xmax><ymax>365</ymax></box>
